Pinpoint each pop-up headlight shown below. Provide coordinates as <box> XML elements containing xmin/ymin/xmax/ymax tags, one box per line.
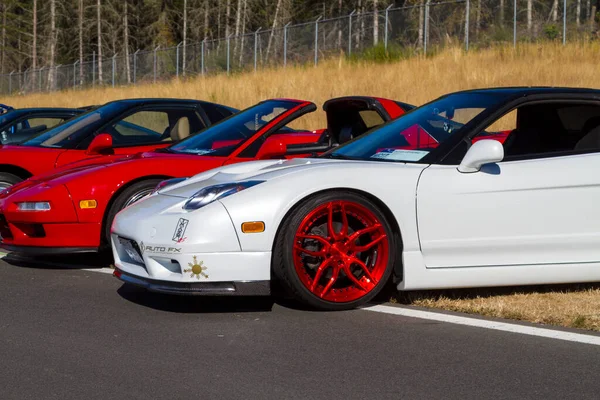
<box><xmin>183</xmin><ymin>181</ymin><xmax>263</xmax><ymax>211</ymax></box>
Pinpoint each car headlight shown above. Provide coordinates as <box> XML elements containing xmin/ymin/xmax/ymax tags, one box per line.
<box><xmin>183</xmin><ymin>181</ymin><xmax>264</xmax><ymax>211</ymax></box>
<box><xmin>152</xmin><ymin>177</ymin><xmax>188</xmax><ymax>195</ymax></box>
<box><xmin>16</xmin><ymin>201</ymin><xmax>51</xmax><ymax>211</ymax></box>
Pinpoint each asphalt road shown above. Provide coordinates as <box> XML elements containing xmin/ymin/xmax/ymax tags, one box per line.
<box><xmin>1</xmin><ymin>257</ymin><xmax>600</xmax><ymax>400</ymax></box>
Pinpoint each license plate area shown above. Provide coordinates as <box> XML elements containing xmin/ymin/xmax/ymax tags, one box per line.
<box><xmin>118</xmin><ymin>236</ymin><xmax>144</xmax><ymax>266</ymax></box>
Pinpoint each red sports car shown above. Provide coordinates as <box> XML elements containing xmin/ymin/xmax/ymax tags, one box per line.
<box><xmin>0</xmin><ymin>96</ymin><xmax>413</xmax><ymax>254</ymax></box>
<box><xmin>0</xmin><ymin>98</ymin><xmax>238</xmax><ymax>189</ymax></box>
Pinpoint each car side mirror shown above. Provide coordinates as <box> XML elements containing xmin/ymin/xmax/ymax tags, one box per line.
<box><xmin>458</xmin><ymin>139</ymin><xmax>504</xmax><ymax>173</ymax></box>
<box><xmin>256</xmin><ymin>138</ymin><xmax>287</xmax><ymax>159</ymax></box>
<box><xmin>86</xmin><ymin>133</ymin><xmax>114</xmax><ymax>155</ymax></box>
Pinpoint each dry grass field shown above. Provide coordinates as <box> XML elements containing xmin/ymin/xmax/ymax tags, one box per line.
<box><xmin>4</xmin><ymin>42</ymin><xmax>600</xmax><ymax>128</ymax></box>
<box><xmin>393</xmin><ymin>284</ymin><xmax>600</xmax><ymax>332</ymax></box>
<box><xmin>3</xmin><ymin>42</ymin><xmax>600</xmax><ymax>331</ymax></box>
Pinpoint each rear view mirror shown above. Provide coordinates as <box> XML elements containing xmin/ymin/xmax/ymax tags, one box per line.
<box><xmin>86</xmin><ymin>133</ymin><xmax>114</xmax><ymax>155</ymax></box>
<box><xmin>256</xmin><ymin>138</ymin><xmax>287</xmax><ymax>159</ymax></box>
<box><xmin>458</xmin><ymin>139</ymin><xmax>504</xmax><ymax>173</ymax></box>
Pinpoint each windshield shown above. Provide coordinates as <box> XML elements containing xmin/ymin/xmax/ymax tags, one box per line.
<box><xmin>21</xmin><ymin>102</ymin><xmax>124</xmax><ymax>148</ymax></box>
<box><xmin>325</xmin><ymin>92</ymin><xmax>505</xmax><ymax>163</ymax></box>
<box><xmin>168</xmin><ymin>100</ymin><xmax>299</xmax><ymax>157</ymax></box>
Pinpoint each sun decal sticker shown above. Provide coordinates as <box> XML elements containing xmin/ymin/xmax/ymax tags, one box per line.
<box><xmin>184</xmin><ymin>256</ymin><xmax>208</xmax><ymax>279</ymax></box>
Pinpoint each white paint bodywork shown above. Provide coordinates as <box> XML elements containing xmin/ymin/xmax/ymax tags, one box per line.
<box><xmin>111</xmin><ymin>153</ymin><xmax>600</xmax><ymax>291</ymax></box>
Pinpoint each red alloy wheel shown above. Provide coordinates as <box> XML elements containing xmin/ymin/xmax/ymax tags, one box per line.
<box><xmin>292</xmin><ymin>200</ymin><xmax>390</xmax><ymax>303</ymax></box>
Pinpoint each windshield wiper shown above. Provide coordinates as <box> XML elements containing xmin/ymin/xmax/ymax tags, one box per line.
<box><xmin>322</xmin><ymin>153</ymin><xmax>359</xmax><ymax>160</ymax></box>
<box><xmin>154</xmin><ymin>147</ymin><xmax>174</xmax><ymax>154</ymax></box>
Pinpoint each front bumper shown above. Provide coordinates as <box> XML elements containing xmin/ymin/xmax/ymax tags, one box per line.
<box><xmin>0</xmin><ymin>183</ymin><xmax>102</xmax><ymax>252</ymax></box>
<box><xmin>111</xmin><ymin>197</ymin><xmax>272</xmax><ymax>294</ymax></box>
<box><xmin>0</xmin><ymin>218</ymin><xmax>102</xmax><ymax>252</ymax></box>
<box><xmin>114</xmin><ymin>267</ymin><xmax>270</xmax><ymax>296</ymax></box>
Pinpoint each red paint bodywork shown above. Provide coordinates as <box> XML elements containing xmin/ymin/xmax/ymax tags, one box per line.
<box><xmin>0</xmin><ymin>143</ymin><xmax>168</xmax><ymax>177</ymax></box>
<box><xmin>0</xmin><ymin>97</ymin><xmax>409</xmax><ymax>253</ymax></box>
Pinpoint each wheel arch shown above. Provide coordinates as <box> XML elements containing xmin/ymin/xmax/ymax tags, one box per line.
<box><xmin>270</xmin><ymin>187</ymin><xmax>404</xmax><ymax>280</ymax></box>
<box><xmin>0</xmin><ymin>164</ymin><xmax>33</xmax><ymax>180</ymax></box>
<box><xmin>100</xmin><ymin>174</ymin><xmax>174</xmax><ymax>246</ymax></box>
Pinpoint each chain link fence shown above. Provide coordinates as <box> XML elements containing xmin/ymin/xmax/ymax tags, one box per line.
<box><xmin>0</xmin><ymin>0</ymin><xmax>596</xmax><ymax>96</ymax></box>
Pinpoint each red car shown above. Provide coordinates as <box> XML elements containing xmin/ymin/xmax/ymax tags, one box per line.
<box><xmin>0</xmin><ymin>96</ymin><xmax>412</xmax><ymax>254</ymax></box>
<box><xmin>0</xmin><ymin>98</ymin><xmax>238</xmax><ymax>189</ymax></box>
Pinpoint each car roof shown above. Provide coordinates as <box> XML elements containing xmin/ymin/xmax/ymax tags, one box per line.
<box><xmin>450</xmin><ymin>86</ymin><xmax>600</xmax><ymax>97</ymax></box>
<box><xmin>9</xmin><ymin>107</ymin><xmax>83</xmax><ymax>113</ymax></box>
<box><xmin>101</xmin><ymin>98</ymin><xmax>224</xmax><ymax>106</ymax></box>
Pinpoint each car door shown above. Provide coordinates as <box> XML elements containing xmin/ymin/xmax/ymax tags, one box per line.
<box><xmin>54</xmin><ymin>106</ymin><xmax>206</xmax><ymax>167</ymax></box>
<box><xmin>417</xmin><ymin>100</ymin><xmax>600</xmax><ymax>268</ymax></box>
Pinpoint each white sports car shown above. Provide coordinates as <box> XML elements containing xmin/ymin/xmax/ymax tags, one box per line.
<box><xmin>111</xmin><ymin>87</ymin><xmax>600</xmax><ymax>310</ymax></box>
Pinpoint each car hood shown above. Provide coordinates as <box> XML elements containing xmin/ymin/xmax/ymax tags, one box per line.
<box><xmin>33</xmin><ymin>151</ymin><xmax>224</xmax><ymax>183</ymax></box>
<box><xmin>0</xmin><ymin>150</ymin><xmax>225</xmax><ymax>198</ymax></box>
<box><xmin>159</xmin><ymin>157</ymin><xmax>397</xmax><ymax>198</ymax></box>
<box><xmin>33</xmin><ymin>154</ymin><xmax>137</xmax><ymax>182</ymax></box>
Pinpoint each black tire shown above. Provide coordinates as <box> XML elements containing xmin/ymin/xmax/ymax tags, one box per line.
<box><xmin>272</xmin><ymin>191</ymin><xmax>396</xmax><ymax>311</ymax></box>
<box><xmin>0</xmin><ymin>172</ymin><xmax>23</xmax><ymax>190</ymax></box>
<box><xmin>102</xmin><ymin>179</ymin><xmax>164</xmax><ymax>245</ymax></box>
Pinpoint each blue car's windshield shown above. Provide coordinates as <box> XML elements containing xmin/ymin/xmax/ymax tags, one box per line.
<box><xmin>325</xmin><ymin>92</ymin><xmax>505</xmax><ymax>163</ymax></box>
<box><xmin>168</xmin><ymin>100</ymin><xmax>300</xmax><ymax>157</ymax></box>
<box><xmin>21</xmin><ymin>102</ymin><xmax>125</xmax><ymax>148</ymax></box>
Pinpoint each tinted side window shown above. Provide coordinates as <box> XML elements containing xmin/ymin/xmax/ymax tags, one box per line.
<box><xmin>467</xmin><ymin>102</ymin><xmax>600</xmax><ymax>161</ymax></box>
<box><xmin>26</xmin><ymin>117</ymin><xmax>65</xmax><ymax>130</ymax></box>
<box><xmin>0</xmin><ymin>117</ymin><xmax>66</xmax><ymax>144</ymax></box>
<box><xmin>105</xmin><ymin>108</ymin><xmax>205</xmax><ymax>147</ymax></box>
<box><xmin>115</xmin><ymin>111</ymin><xmax>170</xmax><ymax>137</ymax></box>
<box><xmin>556</xmin><ymin>105</ymin><xmax>600</xmax><ymax>131</ymax></box>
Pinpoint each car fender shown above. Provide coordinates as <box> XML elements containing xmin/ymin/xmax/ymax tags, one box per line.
<box><xmin>218</xmin><ymin>161</ymin><xmax>427</xmax><ymax>254</ymax></box>
<box><xmin>61</xmin><ymin>156</ymin><xmax>224</xmax><ymax>224</ymax></box>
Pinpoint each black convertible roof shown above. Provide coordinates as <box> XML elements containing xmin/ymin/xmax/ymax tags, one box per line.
<box><xmin>8</xmin><ymin>107</ymin><xmax>83</xmax><ymax>113</ymax></box>
<box><xmin>450</xmin><ymin>86</ymin><xmax>600</xmax><ymax>96</ymax></box>
<box><xmin>102</xmin><ymin>98</ymin><xmax>218</xmax><ymax>106</ymax></box>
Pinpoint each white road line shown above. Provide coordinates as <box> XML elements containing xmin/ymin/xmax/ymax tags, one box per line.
<box><xmin>363</xmin><ymin>304</ymin><xmax>600</xmax><ymax>346</ymax></box>
<box><xmin>81</xmin><ymin>268</ymin><xmax>115</xmax><ymax>275</ymax></box>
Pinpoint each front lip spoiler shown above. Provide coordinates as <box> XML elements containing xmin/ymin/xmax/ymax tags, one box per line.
<box><xmin>0</xmin><ymin>244</ymin><xmax>99</xmax><ymax>254</ymax></box>
<box><xmin>113</xmin><ymin>267</ymin><xmax>271</xmax><ymax>296</ymax></box>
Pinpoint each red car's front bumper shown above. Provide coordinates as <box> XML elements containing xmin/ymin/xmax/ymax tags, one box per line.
<box><xmin>0</xmin><ymin>218</ymin><xmax>101</xmax><ymax>253</ymax></box>
<box><xmin>0</xmin><ymin>184</ymin><xmax>102</xmax><ymax>254</ymax></box>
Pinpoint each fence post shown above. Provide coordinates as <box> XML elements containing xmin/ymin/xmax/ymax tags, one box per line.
<box><xmin>112</xmin><ymin>53</ymin><xmax>117</xmax><ymax>88</ymax></box>
<box><xmin>314</xmin><ymin>16</ymin><xmax>323</xmax><ymax>66</ymax></box>
<box><xmin>513</xmin><ymin>0</ymin><xmax>517</xmax><ymax>47</ymax></box>
<box><xmin>283</xmin><ymin>22</ymin><xmax>291</xmax><ymax>67</ymax></box>
<box><xmin>73</xmin><ymin>61</ymin><xmax>79</xmax><ymax>88</ymax></box>
<box><xmin>424</xmin><ymin>1</ymin><xmax>430</xmax><ymax>55</ymax></box>
<box><xmin>385</xmin><ymin>5</ymin><xmax>393</xmax><ymax>51</ymax></box>
<box><xmin>348</xmin><ymin>10</ymin><xmax>356</xmax><ymax>55</ymax></box>
<box><xmin>9</xmin><ymin>71</ymin><xmax>13</xmax><ymax>94</ymax></box>
<box><xmin>227</xmin><ymin>35</ymin><xmax>232</xmax><ymax>75</ymax></box>
<box><xmin>201</xmin><ymin>39</ymin><xmax>206</xmax><ymax>76</ymax></box>
<box><xmin>465</xmin><ymin>0</ymin><xmax>470</xmax><ymax>51</ymax></box>
<box><xmin>23</xmin><ymin>68</ymin><xmax>29</xmax><ymax>93</ymax></box>
<box><xmin>153</xmin><ymin>46</ymin><xmax>160</xmax><ymax>83</ymax></box>
<box><xmin>39</xmin><ymin>67</ymin><xmax>44</xmax><ymax>92</ymax></box>
<box><xmin>53</xmin><ymin>65</ymin><xmax>61</xmax><ymax>92</ymax></box>
<box><xmin>563</xmin><ymin>0</ymin><xmax>567</xmax><ymax>45</ymax></box>
<box><xmin>176</xmin><ymin>41</ymin><xmax>183</xmax><ymax>77</ymax></box>
<box><xmin>92</xmin><ymin>51</ymin><xmax>96</xmax><ymax>87</ymax></box>
<box><xmin>133</xmin><ymin>49</ymin><xmax>140</xmax><ymax>84</ymax></box>
<box><xmin>254</xmin><ymin>28</ymin><xmax>261</xmax><ymax>72</ymax></box>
